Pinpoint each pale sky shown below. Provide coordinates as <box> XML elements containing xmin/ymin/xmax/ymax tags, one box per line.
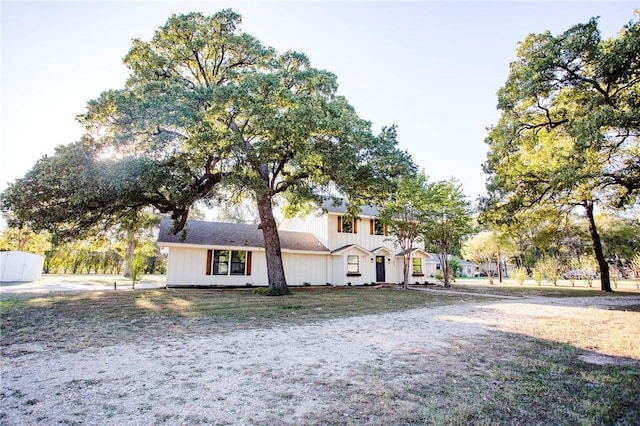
<box><xmin>1</xmin><ymin>1</ymin><xmax>637</xmax><ymax>212</ymax></box>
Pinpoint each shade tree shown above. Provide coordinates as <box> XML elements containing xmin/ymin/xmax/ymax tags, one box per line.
<box><xmin>421</xmin><ymin>179</ymin><xmax>474</xmax><ymax>287</ymax></box>
<box><xmin>462</xmin><ymin>231</ymin><xmax>501</xmax><ymax>284</ymax></box>
<box><xmin>1</xmin><ymin>11</ymin><xmax>414</xmax><ymax>295</ymax></box>
<box><xmin>378</xmin><ymin>172</ymin><xmax>433</xmax><ymax>289</ymax></box>
<box><xmin>481</xmin><ymin>18</ymin><xmax>640</xmax><ymax>292</ymax></box>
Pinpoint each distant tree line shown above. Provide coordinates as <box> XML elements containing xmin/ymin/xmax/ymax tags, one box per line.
<box><xmin>0</xmin><ymin>224</ymin><xmax>166</xmax><ymax>276</ymax></box>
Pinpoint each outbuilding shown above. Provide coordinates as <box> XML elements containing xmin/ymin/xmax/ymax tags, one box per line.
<box><xmin>0</xmin><ymin>251</ymin><xmax>45</xmax><ymax>282</ymax></box>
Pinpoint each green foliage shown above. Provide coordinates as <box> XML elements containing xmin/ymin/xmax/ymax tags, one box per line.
<box><xmin>422</xmin><ymin>179</ymin><xmax>474</xmax><ymax>287</ymax></box>
<box><xmin>129</xmin><ymin>255</ymin><xmax>147</xmax><ymax>285</ymax></box>
<box><xmin>378</xmin><ymin>172</ymin><xmax>433</xmax><ymax>288</ymax></box>
<box><xmin>0</xmin><ymin>226</ymin><xmax>51</xmax><ymax>255</ymax></box>
<box><xmin>481</xmin><ymin>18</ymin><xmax>640</xmax><ymax>292</ymax></box>
<box><xmin>253</xmin><ymin>287</ymin><xmax>291</xmax><ymax>296</ymax></box>
<box><xmin>449</xmin><ymin>257</ymin><xmax>462</xmax><ymax>278</ymax></box>
<box><xmin>536</xmin><ymin>257</ymin><xmax>561</xmax><ymax>286</ymax></box>
<box><xmin>462</xmin><ymin>231</ymin><xmax>497</xmax><ymax>283</ymax></box>
<box><xmin>1</xmin><ymin>10</ymin><xmax>414</xmax><ymax>294</ymax></box>
<box><xmin>531</xmin><ymin>268</ymin><xmax>544</xmax><ymax>286</ymax></box>
<box><xmin>462</xmin><ymin>231</ymin><xmax>515</xmax><ymax>284</ymax></box>
<box><xmin>0</xmin><ymin>139</ymin><xmax>197</xmax><ymax>242</ymax></box>
<box><xmin>578</xmin><ymin>256</ymin><xmax>599</xmax><ymax>288</ymax></box>
<box><xmin>512</xmin><ymin>268</ymin><xmax>528</xmax><ymax>285</ymax></box>
<box><xmin>630</xmin><ymin>253</ymin><xmax>640</xmax><ymax>289</ymax></box>
<box><xmin>598</xmin><ymin>214</ymin><xmax>640</xmax><ymax>263</ymax></box>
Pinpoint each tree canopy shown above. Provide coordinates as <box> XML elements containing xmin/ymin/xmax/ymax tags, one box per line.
<box><xmin>480</xmin><ymin>17</ymin><xmax>640</xmax><ymax>292</ymax></box>
<box><xmin>422</xmin><ymin>179</ymin><xmax>474</xmax><ymax>287</ymax></box>
<box><xmin>1</xmin><ymin>10</ymin><xmax>414</xmax><ymax>294</ymax></box>
<box><xmin>378</xmin><ymin>172</ymin><xmax>433</xmax><ymax>289</ymax></box>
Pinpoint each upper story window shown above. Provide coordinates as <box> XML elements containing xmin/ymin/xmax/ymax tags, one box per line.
<box><xmin>370</xmin><ymin>219</ymin><xmax>387</xmax><ymax>236</ymax></box>
<box><xmin>206</xmin><ymin>249</ymin><xmax>252</xmax><ymax>276</ymax></box>
<box><xmin>337</xmin><ymin>216</ymin><xmax>357</xmax><ymax>234</ymax></box>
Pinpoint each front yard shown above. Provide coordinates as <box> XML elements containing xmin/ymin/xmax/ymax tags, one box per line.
<box><xmin>1</xmin><ymin>285</ymin><xmax>639</xmax><ymax>425</ymax></box>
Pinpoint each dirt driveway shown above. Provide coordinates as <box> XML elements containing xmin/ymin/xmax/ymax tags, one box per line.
<box><xmin>0</xmin><ymin>274</ymin><xmax>166</xmax><ymax>294</ymax></box>
<box><xmin>2</xmin><ymin>288</ymin><xmax>639</xmax><ymax>425</ymax></box>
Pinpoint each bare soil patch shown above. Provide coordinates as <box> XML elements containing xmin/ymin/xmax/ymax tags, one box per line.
<box><xmin>1</xmin><ymin>287</ymin><xmax>639</xmax><ymax>425</ymax></box>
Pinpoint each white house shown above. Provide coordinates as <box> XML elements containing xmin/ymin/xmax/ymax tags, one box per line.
<box><xmin>157</xmin><ymin>202</ymin><xmax>438</xmax><ymax>287</ymax></box>
<box><xmin>423</xmin><ymin>254</ymin><xmax>478</xmax><ymax>278</ymax></box>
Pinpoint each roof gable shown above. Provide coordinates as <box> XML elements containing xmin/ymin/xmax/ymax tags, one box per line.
<box><xmin>157</xmin><ymin>219</ymin><xmax>329</xmax><ymax>252</ymax></box>
<box><xmin>395</xmin><ymin>247</ymin><xmax>430</xmax><ymax>257</ymax></box>
<box><xmin>331</xmin><ymin>244</ymin><xmax>372</xmax><ymax>255</ymax></box>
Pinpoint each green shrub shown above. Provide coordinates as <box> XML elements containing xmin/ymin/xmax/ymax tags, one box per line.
<box><xmin>535</xmin><ymin>257</ymin><xmax>561</xmax><ymax>286</ymax></box>
<box><xmin>130</xmin><ymin>255</ymin><xmax>147</xmax><ymax>287</ymax></box>
<box><xmin>253</xmin><ymin>287</ymin><xmax>290</xmax><ymax>296</ymax></box>
<box><xmin>512</xmin><ymin>268</ymin><xmax>528</xmax><ymax>285</ymax></box>
<box><xmin>531</xmin><ymin>268</ymin><xmax>544</xmax><ymax>286</ymax></box>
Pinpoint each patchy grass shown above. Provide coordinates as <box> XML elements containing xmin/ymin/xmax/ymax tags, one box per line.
<box><xmin>2</xmin><ymin>286</ymin><xmax>639</xmax><ymax>424</ymax></box>
<box><xmin>307</xmin><ymin>335</ymin><xmax>640</xmax><ymax>425</ymax></box>
<box><xmin>1</xmin><ymin>287</ymin><xmax>477</xmax><ymax>353</ymax></box>
<box><xmin>425</xmin><ymin>278</ymin><xmax>640</xmax><ymax>297</ymax></box>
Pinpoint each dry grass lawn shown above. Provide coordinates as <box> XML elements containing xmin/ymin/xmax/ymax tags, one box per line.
<box><xmin>1</xmin><ymin>280</ymin><xmax>639</xmax><ymax>425</ymax></box>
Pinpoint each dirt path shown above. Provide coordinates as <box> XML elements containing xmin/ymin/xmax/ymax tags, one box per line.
<box><xmin>1</xmin><ymin>295</ymin><xmax>639</xmax><ymax>425</ymax></box>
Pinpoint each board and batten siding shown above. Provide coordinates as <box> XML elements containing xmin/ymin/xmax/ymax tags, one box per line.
<box><xmin>281</xmin><ymin>253</ymin><xmax>328</xmax><ymax>286</ymax></box>
<box><xmin>165</xmin><ymin>246</ymin><xmax>330</xmax><ymax>287</ymax></box>
<box><xmin>328</xmin><ymin>214</ymin><xmax>391</xmax><ymax>252</ymax></box>
<box><xmin>280</xmin><ymin>214</ymin><xmax>329</xmax><ymax>248</ymax></box>
<box><xmin>166</xmin><ymin>246</ymin><xmax>267</xmax><ymax>286</ymax></box>
<box><xmin>330</xmin><ymin>248</ymin><xmax>376</xmax><ymax>286</ymax></box>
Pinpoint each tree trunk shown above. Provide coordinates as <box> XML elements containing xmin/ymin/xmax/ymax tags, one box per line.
<box><xmin>403</xmin><ymin>252</ymin><xmax>410</xmax><ymax>289</ymax></box>
<box><xmin>438</xmin><ymin>253</ymin><xmax>451</xmax><ymax>288</ymax></box>
<box><xmin>486</xmin><ymin>261</ymin><xmax>494</xmax><ymax>284</ymax></box>
<box><xmin>256</xmin><ymin>193</ymin><xmax>289</xmax><ymax>295</ymax></box>
<box><xmin>497</xmin><ymin>251</ymin><xmax>503</xmax><ymax>283</ymax></box>
<box><xmin>17</xmin><ymin>227</ymin><xmax>28</xmax><ymax>251</ymax></box>
<box><xmin>123</xmin><ymin>230</ymin><xmax>136</xmax><ymax>278</ymax></box>
<box><xmin>443</xmin><ymin>259</ymin><xmax>450</xmax><ymax>288</ymax></box>
<box><xmin>584</xmin><ymin>200</ymin><xmax>612</xmax><ymax>292</ymax></box>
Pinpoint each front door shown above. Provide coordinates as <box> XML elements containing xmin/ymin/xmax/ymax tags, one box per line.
<box><xmin>376</xmin><ymin>256</ymin><xmax>386</xmax><ymax>282</ymax></box>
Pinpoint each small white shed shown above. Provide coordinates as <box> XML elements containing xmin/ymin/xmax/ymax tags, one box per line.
<box><xmin>0</xmin><ymin>251</ymin><xmax>44</xmax><ymax>282</ymax></box>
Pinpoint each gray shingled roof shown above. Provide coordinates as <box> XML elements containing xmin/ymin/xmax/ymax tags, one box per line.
<box><xmin>157</xmin><ymin>219</ymin><xmax>329</xmax><ymax>252</ymax></box>
<box><xmin>321</xmin><ymin>199</ymin><xmax>380</xmax><ymax>217</ymax></box>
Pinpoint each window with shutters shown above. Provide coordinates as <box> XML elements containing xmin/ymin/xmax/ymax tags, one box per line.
<box><xmin>213</xmin><ymin>250</ymin><xmax>229</xmax><ymax>275</ymax></box>
<box><xmin>370</xmin><ymin>219</ymin><xmax>386</xmax><ymax>236</ymax></box>
<box><xmin>338</xmin><ymin>216</ymin><xmax>357</xmax><ymax>233</ymax></box>
<box><xmin>230</xmin><ymin>251</ymin><xmax>246</xmax><ymax>275</ymax></box>
<box><xmin>207</xmin><ymin>250</ymin><xmax>252</xmax><ymax>276</ymax></box>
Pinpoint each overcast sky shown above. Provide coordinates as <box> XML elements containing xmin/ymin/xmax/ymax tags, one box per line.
<box><xmin>1</xmin><ymin>1</ymin><xmax>637</xmax><ymax>212</ymax></box>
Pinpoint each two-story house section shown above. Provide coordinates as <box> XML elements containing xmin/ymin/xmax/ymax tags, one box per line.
<box><xmin>279</xmin><ymin>201</ymin><xmax>430</xmax><ymax>285</ymax></box>
<box><xmin>157</xmin><ymin>200</ymin><xmax>432</xmax><ymax>287</ymax></box>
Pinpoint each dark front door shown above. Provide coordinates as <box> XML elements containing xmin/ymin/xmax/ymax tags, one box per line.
<box><xmin>376</xmin><ymin>256</ymin><xmax>386</xmax><ymax>282</ymax></box>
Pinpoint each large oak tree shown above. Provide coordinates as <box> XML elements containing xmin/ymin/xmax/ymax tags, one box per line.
<box><xmin>1</xmin><ymin>11</ymin><xmax>414</xmax><ymax>294</ymax></box>
<box><xmin>481</xmin><ymin>17</ymin><xmax>640</xmax><ymax>292</ymax></box>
